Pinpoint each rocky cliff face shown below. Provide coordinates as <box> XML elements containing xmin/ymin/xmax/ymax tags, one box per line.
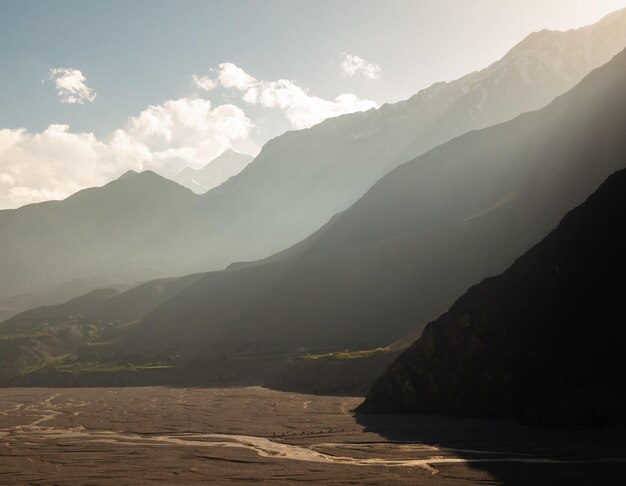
<box><xmin>358</xmin><ymin>169</ymin><xmax>626</xmax><ymax>427</ymax></box>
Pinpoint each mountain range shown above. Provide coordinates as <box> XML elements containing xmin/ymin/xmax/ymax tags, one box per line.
<box><xmin>3</xmin><ymin>42</ymin><xmax>625</xmax><ymax>391</ymax></box>
<box><xmin>115</xmin><ymin>43</ymin><xmax>626</xmax><ymax>360</ymax></box>
<box><xmin>1</xmin><ymin>11</ymin><xmax>626</xmax><ymax>417</ymax></box>
<box><xmin>1</xmin><ymin>9</ymin><xmax>625</xmax><ymax>309</ymax></box>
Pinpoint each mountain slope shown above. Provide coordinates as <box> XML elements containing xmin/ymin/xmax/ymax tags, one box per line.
<box><xmin>0</xmin><ymin>171</ymin><xmax>200</xmax><ymax>298</ymax></box>
<box><xmin>0</xmin><ymin>272</ymin><xmax>204</xmax><ymax>383</ymax></box>
<box><xmin>126</xmin><ymin>45</ymin><xmax>626</xmax><ymax>357</ymax></box>
<box><xmin>0</xmin><ymin>278</ymin><xmax>129</xmax><ymax>322</ymax></box>
<box><xmin>172</xmin><ymin>149</ymin><xmax>253</xmax><ymax>194</ymax></box>
<box><xmin>0</xmin><ymin>272</ymin><xmax>206</xmax><ymax>332</ymax></box>
<box><xmin>89</xmin><ymin>273</ymin><xmax>205</xmax><ymax>324</ymax></box>
<box><xmin>1</xmin><ymin>288</ymin><xmax>120</xmax><ymax>331</ymax></box>
<box><xmin>358</xmin><ymin>168</ymin><xmax>626</xmax><ymax>426</ymax></box>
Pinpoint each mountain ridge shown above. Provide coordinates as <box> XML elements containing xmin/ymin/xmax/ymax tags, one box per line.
<box><xmin>118</xmin><ymin>45</ymin><xmax>626</xmax><ymax>359</ymax></box>
<box><xmin>1</xmin><ymin>9</ymin><xmax>625</xmax><ymax>312</ymax></box>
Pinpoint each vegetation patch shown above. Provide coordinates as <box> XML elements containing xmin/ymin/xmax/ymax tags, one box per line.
<box><xmin>303</xmin><ymin>347</ymin><xmax>390</xmax><ymax>360</ymax></box>
<box><xmin>50</xmin><ymin>360</ymin><xmax>174</xmax><ymax>374</ymax></box>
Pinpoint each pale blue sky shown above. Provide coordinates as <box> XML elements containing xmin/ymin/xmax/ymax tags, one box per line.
<box><xmin>2</xmin><ymin>0</ymin><xmax>625</xmax><ymax>137</ymax></box>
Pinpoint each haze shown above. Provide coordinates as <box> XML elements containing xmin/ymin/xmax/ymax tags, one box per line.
<box><xmin>1</xmin><ymin>2</ymin><xmax>626</xmax><ymax>484</ymax></box>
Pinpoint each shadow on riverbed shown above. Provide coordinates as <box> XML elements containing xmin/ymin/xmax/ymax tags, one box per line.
<box><xmin>355</xmin><ymin>412</ymin><xmax>626</xmax><ymax>484</ymax></box>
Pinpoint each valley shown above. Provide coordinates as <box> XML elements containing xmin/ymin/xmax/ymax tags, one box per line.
<box><xmin>1</xmin><ymin>387</ymin><xmax>624</xmax><ymax>485</ymax></box>
<box><xmin>2</xmin><ymin>4</ymin><xmax>626</xmax><ymax>484</ymax></box>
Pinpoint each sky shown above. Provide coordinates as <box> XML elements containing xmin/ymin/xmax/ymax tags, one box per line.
<box><xmin>0</xmin><ymin>0</ymin><xmax>625</xmax><ymax>209</ymax></box>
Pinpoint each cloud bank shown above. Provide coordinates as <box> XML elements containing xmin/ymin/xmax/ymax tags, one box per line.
<box><xmin>202</xmin><ymin>62</ymin><xmax>378</xmax><ymax>129</ymax></box>
<box><xmin>49</xmin><ymin>68</ymin><xmax>97</xmax><ymax>104</ymax></box>
<box><xmin>0</xmin><ymin>60</ymin><xmax>379</xmax><ymax>208</ymax></box>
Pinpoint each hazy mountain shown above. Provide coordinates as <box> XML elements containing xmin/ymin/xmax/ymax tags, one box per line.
<box><xmin>0</xmin><ymin>171</ymin><xmax>200</xmax><ymax>298</ymax></box>
<box><xmin>88</xmin><ymin>273</ymin><xmax>205</xmax><ymax>324</ymax></box>
<box><xmin>1</xmin><ymin>288</ymin><xmax>120</xmax><ymax>331</ymax></box>
<box><xmin>358</xmin><ymin>168</ymin><xmax>626</xmax><ymax>427</ymax></box>
<box><xmin>0</xmin><ymin>288</ymin><xmax>119</xmax><ymax>383</ymax></box>
<box><xmin>1</xmin><ymin>273</ymin><xmax>204</xmax><ymax>331</ymax></box>
<box><xmin>0</xmin><ymin>278</ymin><xmax>130</xmax><ymax>322</ymax></box>
<box><xmin>0</xmin><ymin>272</ymin><xmax>204</xmax><ymax>383</ymax></box>
<box><xmin>153</xmin><ymin>8</ymin><xmax>626</xmax><ymax>272</ymax></box>
<box><xmin>118</xmin><ymin>45</ymin><xmax>626</xmax><ymax>359</ymax></box>
<box><xmin>1</xmin><ymin>10</ymin><xmax>624</xmax><ymax>306</ymax></box>
<box><xmin>171</xmin><ymin>149</ymin><xmax>254</xmax><ymax>194</ymax></box>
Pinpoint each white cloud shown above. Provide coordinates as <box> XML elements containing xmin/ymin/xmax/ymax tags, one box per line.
<box><xmin>248</xmin><ymin>79</ymin><xmax>377</xmax><ymax>129</ymax></box>
<box><xmin>0</xmin><ymin>98</ymin><xmax>255</xmax><ymax>208</ymax></box>
<box><xmin>340</xmin><ymin>54</ymin><xmax>381</xmax><ymax>80</ymax></box>
<box><xmin>0</xmin><ymin>125</ymin><xmax>118</xmax><ymax>208</ymax></box>
<box><xmin>49</xmin><ymin>68</ymin><xmax>97</xmax><ymax>104</ymax></box>
<box><xmin>192</xmin><ymin>74</ymin><xmax>217</xmax><ymax>92</ymax></box>
<box><xmin>218</xmin><ymin>62</ymin><xmax>257</xmax><ymax>90</ymax></box>
<box><xmin>0</xmin><ymin>61</ymin><xmax>379</xmax><ymax>208</ymax></box>
<box><xmin>207</xmin><ymin>63</ymin><xmax>378</xmax><ymax>129</ymax></box>
<box><xmin>114</xmin><ymin>98</ymin><xmax>253</xmax><ymax>172</ymax></box>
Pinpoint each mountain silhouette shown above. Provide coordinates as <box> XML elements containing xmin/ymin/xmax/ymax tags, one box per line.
<box><xmin>358</xmin><ymin>168</ymin><xmax>626</xmax><ymax>427</ymax></box>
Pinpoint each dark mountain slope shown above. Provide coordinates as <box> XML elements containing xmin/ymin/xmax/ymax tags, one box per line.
<box><xmin>89</xmin><ymin>273</ymin><xmax>205</xmax><ymax>324</ymax></box>
<box><xmin>127</xmin><ymin>261</ymin><xmax>293</xmax><ymax>357</ymax></box>
<box><xmin>129</xmin><ymin>46</ymin><xmax>626</xmax><ymax>357</ymax></box>
<box><xmin>358</xmin><ymin>168</ymin><xmax>626</xmax><ymax>426</ymax></box>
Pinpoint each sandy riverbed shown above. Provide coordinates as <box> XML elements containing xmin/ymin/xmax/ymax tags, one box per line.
<box><xmin>0</xmin><ymin>387</ymin><xmax>624</xmax><ymax>484</ymax></box>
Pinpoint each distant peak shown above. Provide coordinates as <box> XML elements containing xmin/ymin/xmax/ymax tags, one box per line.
<box><xmin>116</xmin><ymin>169</ymin><xmax>166</xmax><ymax>182</ymax></box>
<box><xmin>108</xmin><ymin>170</ymin><xmax>183</xmax><ymax>190</ymax></box>
<box><xmin>216</xmin><ymin>148</ymin><xmax>254</xmax><ymax>160</ymax></box>
<box><xmin>597</xmin><ymin>6</ymin><xmax>626</xmax><ymax>24</ymax></box>
<box><xmin>118</xmin><ymin>169</ymin><xmax>139</xmax><ymax>180</ymax></box>
<box><xmin>214</xmin><ymin>149</ymin><xmax>240</xmax><ymax>160</ymax></box>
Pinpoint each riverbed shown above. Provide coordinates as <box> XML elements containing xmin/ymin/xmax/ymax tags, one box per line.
<box><xmin>0</xmin><ymin>387</ymin><xmax>624</xmax><ymax>484</ymax></box>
